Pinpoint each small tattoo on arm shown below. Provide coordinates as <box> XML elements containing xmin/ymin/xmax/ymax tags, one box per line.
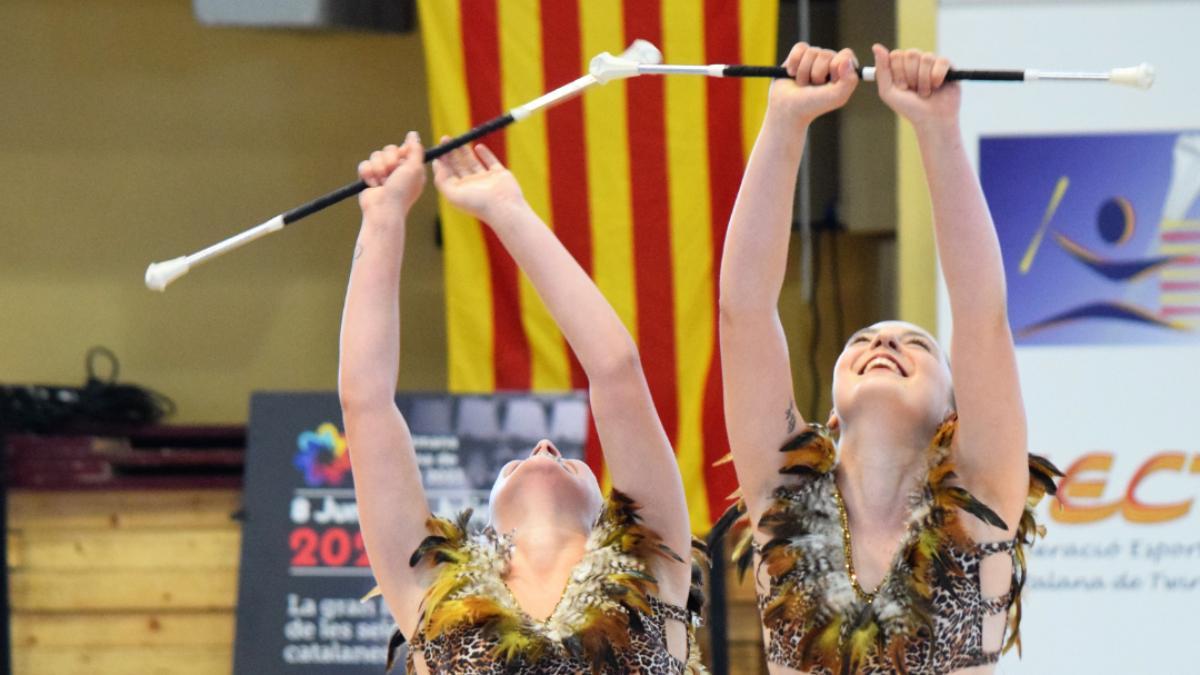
<box><xmin>785</xmin><ymin>400</ymin><xmax>797</xmax><ymax>435</ymax></box>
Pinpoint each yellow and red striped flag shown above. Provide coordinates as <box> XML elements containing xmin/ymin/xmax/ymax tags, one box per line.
<box><xmin>418</xmin><ymin>0</ymin><xmax>777</xmax><ymax>532</ymax></box>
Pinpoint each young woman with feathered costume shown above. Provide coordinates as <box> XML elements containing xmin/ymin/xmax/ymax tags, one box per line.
<box><xmin>339</xmin><ymin>133</ymin><xmax>704</xmax><ymax>674</ymax></box>
<box><xmin>712</xmin><ymin>43</ymin><xmax>1061</xmax><ymax>674</ymax></box>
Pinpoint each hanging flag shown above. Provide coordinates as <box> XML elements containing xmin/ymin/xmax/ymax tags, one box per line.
<box><xmin>418</xmin><ymin>0</ymin><xmax>777</xmax><ymax>532</ymax></box>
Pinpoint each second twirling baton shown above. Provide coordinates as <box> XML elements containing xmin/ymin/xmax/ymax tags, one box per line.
<box><xmin>145</xmin><ymin>40</ymin><xmax>663</xmax><ymax>291</ymax></box>
<box><xmin>589</xmin><ymin>51</ymin><xmax>1155</xmax><ymax>89</ymax></box>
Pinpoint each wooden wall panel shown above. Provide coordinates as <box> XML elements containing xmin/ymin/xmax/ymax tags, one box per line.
<box><xmin>13</xmin><ymin>645</ymin><xmax>233</xmax><ymax>675</ymax></box>
<box><xmin>11</xmin><ymin>529</ymin><xmax>240</xmax><ymax>570</ymax></box>
<box><xmin>11</xmin><ymin>569</ymin><xmax>237</xmax><ymax>612</ymax></box>
<box><xmin>7</xmin><ymin>490</ymin><xmax>242</xmax><ymax>531</ymax></box>
<box><xmin>7</xmin><ymin>489</ymin><xmax>242</xmax><ymax>675</ymax></box>
<box><xmin>11</xmin><ymin>612</ymin><xmax>234</xmax><ymax>648</ymax></box>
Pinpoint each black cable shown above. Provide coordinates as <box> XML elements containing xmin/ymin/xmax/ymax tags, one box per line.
<box><xmin>77</xmin><ymin>347</ymin><xmax>176</xmax><ymax>427</ymax></box>
<box><xmin>0</xmin><ymin>384</ymin><xmax>75</xmax><ymax>433</ymax></box>
<box><xmin>808</xmin><ymin>227</ymin><xmax>822</xmax><ymax>422</ymax></box>
<box><xmin>807</xmin><ymin>200</ymin><xmax>847</xmax><ymax>425</ymax></box>
<box><xmin>1</xmin><ymin>437</ymin><xmax>9</xmax><ymax>675</ymax></box>
<box><xmin>828</xmin><ymin>214</ymin><xmax>846</xmax><ymax>347</ymax></box>
<box><xmin>708</xmin><ymin>541</ymin><xmax>729</xmax><ymax>675</ymax></box>
<box><xmin>0</xmin><ymin>347</ymin><xmax>175</xmax><ymax>433</ymax></box>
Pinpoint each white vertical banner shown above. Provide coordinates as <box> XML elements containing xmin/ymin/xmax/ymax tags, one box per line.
<box><xmin>937</xmin><ymin>2</ymin><xmax>1200</xmax><ymax>673</ymax></box>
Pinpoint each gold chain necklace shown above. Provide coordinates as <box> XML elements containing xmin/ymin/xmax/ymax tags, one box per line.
<box><xmin>832</xmin><ymin>481</ymin><xmax>882</xmax><ymax>605</ymax></box>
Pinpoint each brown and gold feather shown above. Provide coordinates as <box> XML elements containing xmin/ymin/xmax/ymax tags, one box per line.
<box><xmin>707</xmin><ymin>419</ymin><xmax>1061</xmax><ymax>672</ymax></box>
<box><xmin>387</xmin><ymin>489</ymin><xmax>705</xmax><ymax>673</ymax></box>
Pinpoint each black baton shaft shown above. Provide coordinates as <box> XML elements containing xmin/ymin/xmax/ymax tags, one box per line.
<box><xmin>281</xmin><ymin>112</ymin><xmax>517</xmax><ymax>226</ymax></box>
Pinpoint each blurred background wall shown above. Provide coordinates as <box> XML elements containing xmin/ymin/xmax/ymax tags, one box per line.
<box><xmin>0</xmin><ymin>0</ymin><xmax>905</xmax><ymax>427</ymax></box>
<box><xmin>0</xmin><ymin>0</ymin><xmax>447</xmax><ymax>425</ymax></box>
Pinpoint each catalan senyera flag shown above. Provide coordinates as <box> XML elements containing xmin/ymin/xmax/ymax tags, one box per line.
<box><xmin>417</xmin><ymin>0</ymin><xmax>777</xmax><ymax>532</ymax></box>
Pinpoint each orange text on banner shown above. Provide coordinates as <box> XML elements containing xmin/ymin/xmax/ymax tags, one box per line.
<box><xmin>1051</xmin><ymin>451</ymin><xmax>1199</xmax><ymax>524</ymax></box>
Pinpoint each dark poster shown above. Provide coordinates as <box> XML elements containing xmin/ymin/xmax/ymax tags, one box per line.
<box><xmin>232</xmin><ymin>391</ymin><xmax>588</xmax><ymax>673</ymax></box>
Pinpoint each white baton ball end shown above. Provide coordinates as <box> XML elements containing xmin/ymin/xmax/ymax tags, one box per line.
<box><xmin>624</xmin><ymin>39</ymin><xmax>663</xmax><ymax>66</ymax></box>
<box><xmin>145</xmin><ymin>256</ymin><xmax>190</xmax><ymax>292</ymax></box>
<box><xmin>1109</xmin><ymin>63</ymin><xmax>1155</xmax><ymax>90</ymax></box>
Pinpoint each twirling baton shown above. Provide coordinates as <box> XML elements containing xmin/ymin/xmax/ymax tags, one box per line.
<box><xmin>145</xmin><ymin>40</ymin><xmax>663</xmax><ymax>291</ymax></box>
<box><xmin>589</xmin><ymin>51</ymin><xmax>1155</xmax><ymax>89</ymax></box>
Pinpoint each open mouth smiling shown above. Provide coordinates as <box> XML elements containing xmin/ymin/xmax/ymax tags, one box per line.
<box><xmin>858</xmin><ymin>353</ymin><xmax>908</xmax><ymax>377</ymax></box>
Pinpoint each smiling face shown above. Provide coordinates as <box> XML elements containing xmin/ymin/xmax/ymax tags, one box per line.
<box><xmin>488</xmin><ymin>439</ymin><xmax>603</xmax><ymax>533</ymax></box>
<box><xmin>831</xmin><ymin>321</ymin><xmax>955</xmax><ymax>430</ymax></box>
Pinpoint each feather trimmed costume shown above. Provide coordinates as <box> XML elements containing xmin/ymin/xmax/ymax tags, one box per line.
<box><xmin>710</xmin><ymin>418</ymin><xmax>1062</xmax><ymax>674</ymax></box>
<box><xmin>386</xmin><ymin>489</ymin><xmax>706</xmax><ymax>674</ymax></box>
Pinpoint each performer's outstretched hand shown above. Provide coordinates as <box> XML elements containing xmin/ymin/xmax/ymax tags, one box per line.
<box><xmin>768</xmin><ymin>43</ymin><xmax>858</xmax><ymax>126</ymax></box>
<box><xmin>432</xmin><ymin>141</ymin><xmax>525</xmax><ymax>222</ymax></box>
<box><xmin>871</xmin><ymin>44</ymin><xmax>960</xmax><ymax>132</ymax></box>
<box><xmin>357</xmin><ymin>131</ymin><xmax>426</xmax><ymax>220</ymax></box>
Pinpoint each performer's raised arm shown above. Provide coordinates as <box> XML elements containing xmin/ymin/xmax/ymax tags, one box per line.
<box><xmin>432</xmin><ymin>142</ymin><xmax>693</xmax><ymax>647</ymax></box>
<box><xmin>871</xmin><ymin>44</ymin><xmax>1029</xmax><ymax>529</ymax></box>
<box><xmin>719</xmin><ymin>44</ymin><xmax>858</xmax><ymax>519</ymax></box>
<box><xmin>337</xmin><ymin>133</ymin><xmax>432</xmax><ymax>637</ymax></box>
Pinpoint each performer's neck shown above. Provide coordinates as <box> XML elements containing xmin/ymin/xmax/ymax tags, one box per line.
<box><xmin>836</xmin><ymin>417</ymin><xmax>930</xmax><ymax>522</ymax></box>
<box><xmin>507</xmin><ymin>519</ymin><xmax>589</xmax><ymax>580</ymax></box>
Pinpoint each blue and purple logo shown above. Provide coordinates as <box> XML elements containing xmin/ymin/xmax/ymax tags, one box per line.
<box><xmin>982</xmin><ymin>131</ymin><xmax>1200</xmax><ymax>345</ymax></box>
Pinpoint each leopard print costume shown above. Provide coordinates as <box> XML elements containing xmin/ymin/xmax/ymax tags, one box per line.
<box><xmin>409</xmin><ymin>595</ymin><xmax>690</xmax><ymax>674</ymax></box>
<box><xmin>758</xmin><ymin>474</ymin><xmax>1019</xmax><ymax>674</ymax></box>
<box><xmin>398</xmin><ymin>490</ymin><xmax>704</xmax><ymax>674</ymax></box>
<box><xmin>713</xmin><ymin>420</ymin><xmax>1060</xmax><ymax>674</ymax></box>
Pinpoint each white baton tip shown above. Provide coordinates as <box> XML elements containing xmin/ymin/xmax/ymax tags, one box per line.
<box><xmin>590</xmin><ymin>51</ymin><xmax>642</xmax><ymax>84</ymax></box>
<box><xmin>591</xmin><ymin>39</ymin><xmax>663</xmax><ymax>85</ymax></box>
<box><xmin>1110</xmin><ymin>63</ymin><xmax>1155</xmax><ymax>89</ymax></box>
<box><xmin>145</xmin><ymin>256</ymin><xmax>190</xmax><ymax>292</ymax></box>
<box><xmin>624</xmin><ymin>39</ymin><xmax>663</xmax><ymax>66</ymax></box>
